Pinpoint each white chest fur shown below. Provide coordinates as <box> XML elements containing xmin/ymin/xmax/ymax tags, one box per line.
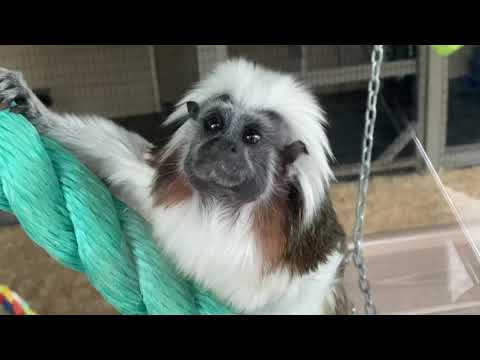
<box><xmin>150</xmin><ymin>196</ymin><xmax>342</xmax><ymax>315</ymax></box>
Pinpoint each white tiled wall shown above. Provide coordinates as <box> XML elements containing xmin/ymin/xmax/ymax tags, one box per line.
<box><xmin>2</xmin><ymin>45</ymin><xmax>449</xmax><ymax>119</ymax></box>
<box><xmin>154</xmin><ymin>45</ymin><xmax>199</xmax><ymax>103</ymax></box>
<box><xmin>0</xmin><ymin>45</ymin><xmax>157</xmax><ymax>118</ymax></box>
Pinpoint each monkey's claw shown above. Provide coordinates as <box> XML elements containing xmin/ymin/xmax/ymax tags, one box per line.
<box><xmin>0</xmin><ymin>68</ymin><xmax>39</xmax><ymax>119</ymax></box>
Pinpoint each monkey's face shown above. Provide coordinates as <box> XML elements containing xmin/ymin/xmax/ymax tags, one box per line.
<box><xmin>183</xmin><ymin>95</ymin><xmax>294</xmax><ymax>204</ymax></box>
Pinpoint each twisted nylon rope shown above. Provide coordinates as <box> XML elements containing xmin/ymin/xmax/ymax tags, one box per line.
<box><xmin>0</xmin><ymin>110</ymin><xmax>235</xmax><ymax>315</ymax></box>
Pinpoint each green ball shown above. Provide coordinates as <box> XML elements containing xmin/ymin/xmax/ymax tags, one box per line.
<box><xmin>432</xmin><ymin>45</ymin><xmax>464</xmax><ymax>57</ymax></box>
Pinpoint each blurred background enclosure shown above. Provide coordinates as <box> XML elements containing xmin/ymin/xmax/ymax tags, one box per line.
<box><xmin>1</xmin><ymin>45</ymin><xmax>480</xmax><ymax>315</ymax></box>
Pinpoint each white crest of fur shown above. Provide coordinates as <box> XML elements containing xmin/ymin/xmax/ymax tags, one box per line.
<box><xmin>164</xmin><ymin>58</ymin><xmax>334</xmax><ymax>224</ymax></box>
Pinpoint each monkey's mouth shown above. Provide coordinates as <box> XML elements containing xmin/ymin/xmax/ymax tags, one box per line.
<box><xmin>182</xmin><ymin>148</ymin><xmax>264</xmax><ymax>203</ymax></box>
<box><xmin>183</xmin><ymin>157</ymin><xmax>263</xmax><ymax>203</ymax></box>
<box><xmin>184</xmin><ymin>157</ymin><xmax>249</xmax><ymax>191</ymax></box>
<box><xmin>193</xmin><ymin>165</ymin><xmax>246</xmax><ymax>189</ymax></box>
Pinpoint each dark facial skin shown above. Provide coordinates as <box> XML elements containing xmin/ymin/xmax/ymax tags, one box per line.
<box><xmin>183</xmin><ymin>95</ymin><xmax>308</xmax><ymax>206</ymax></box>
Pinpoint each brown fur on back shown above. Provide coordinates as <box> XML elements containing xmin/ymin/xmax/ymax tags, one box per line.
<box><xmin>253</xmin><ymin>179</ymin><xmax>347</xmax><ymax>277</ymax></box>
<box><xmin>253</xmin><ymin>194</ymin><xmax>289</xmax><ymax>272</ymax></box>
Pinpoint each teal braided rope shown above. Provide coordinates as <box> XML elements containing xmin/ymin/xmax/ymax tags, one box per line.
<box><xmin>0</xmin><ymin>110</ymin><xmax>235</xmax><ymax>315</ymax></box>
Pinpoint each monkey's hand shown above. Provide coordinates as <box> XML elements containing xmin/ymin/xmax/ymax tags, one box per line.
<box><xmin>0</xmin><ymin>68</ymin><xmax>45</xmax><ymax>121</ymax></box>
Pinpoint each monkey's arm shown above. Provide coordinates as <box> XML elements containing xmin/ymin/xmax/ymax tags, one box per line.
<box><xmin>0</xmin><ymin>68</ymin><xmax>156</xmax><ymax>218</ymax></box>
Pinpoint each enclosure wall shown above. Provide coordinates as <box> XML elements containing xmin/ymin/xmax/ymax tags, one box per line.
<box><xmin>0</xmin><ymin>45</ymin><xmax>158</xmax><ymax>118</ymax></box>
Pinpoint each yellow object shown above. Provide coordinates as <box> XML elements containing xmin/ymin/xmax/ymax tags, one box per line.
<box><xmin>432</xmin><ymin>45</ymin><xmax>464</xmax><ymax>57</ymax></box>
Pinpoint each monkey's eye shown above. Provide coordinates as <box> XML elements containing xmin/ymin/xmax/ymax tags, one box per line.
<box><xmin>243</xmin><ymin>127</ymin><xmax>262</xmax><ymax>145</ymax></box>
<box><xmin>204</xmin><ymin>114</ymin><xmax>225</xmax><ymax>133</ymax></box>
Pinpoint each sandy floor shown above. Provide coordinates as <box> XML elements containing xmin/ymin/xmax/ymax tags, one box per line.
<box><xmin>1</xmin><ymin>166</ymin><xmax>480</xmax><ymax>315</ymax></box>
<box><xmin>331</xmin><ymin>166</ymin><xmax>480</xmax><ymax>237</ymax></box>
<box><xmin>0</xmin><ymin>226</ymin><xmax>116</xmax><ymax>315</ymax></box>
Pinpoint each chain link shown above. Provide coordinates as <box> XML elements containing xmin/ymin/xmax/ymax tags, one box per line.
<box><xmin>350</xmin><ymin>45</ymin><xmax>384</xmax><ymax>316</ymax></box>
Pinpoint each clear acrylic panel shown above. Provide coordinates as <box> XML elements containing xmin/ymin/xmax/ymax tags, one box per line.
<box><xmin>340</xmin><ymin>140</ymin><xmax>480</xmax><ymax>315</ymax></box>
<box><xmin>329</xmin><ymin>45</ymin><xmax>480</xmax><ymax>315</ymax></box>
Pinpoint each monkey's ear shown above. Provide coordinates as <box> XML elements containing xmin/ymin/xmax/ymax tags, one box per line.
<box><xmin>282</xmin><ymin>141</ymin><xmax>309</xmax><ymax>166</ymax></box>
<box><xmin>186</xmin><ymin>101</ymin><xmax>200</xmax><ymax>120</ymax></box>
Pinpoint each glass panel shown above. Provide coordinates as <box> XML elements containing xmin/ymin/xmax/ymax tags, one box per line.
<box><xmin>332</xmin><ymin>46</ymin><xmax>480</xmax><ymax>315</ymax></box>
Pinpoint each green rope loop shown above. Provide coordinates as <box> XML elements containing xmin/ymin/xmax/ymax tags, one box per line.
<box><xmin>0</xmin><ymin>110</ymin><xmax>235</xmax><ymax>315</ymax></box>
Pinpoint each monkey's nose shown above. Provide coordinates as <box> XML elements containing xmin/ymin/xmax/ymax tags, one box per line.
<box><xmin>215</xmin><ymin>139</ymin><xmax>238</xmax><ymax>155</ymax></box>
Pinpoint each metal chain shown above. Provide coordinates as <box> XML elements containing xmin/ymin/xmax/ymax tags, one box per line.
<box><xmin>350</xmin><ymin>45</ymin><xmax>384</xmax><ymax>315</ymax></box>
